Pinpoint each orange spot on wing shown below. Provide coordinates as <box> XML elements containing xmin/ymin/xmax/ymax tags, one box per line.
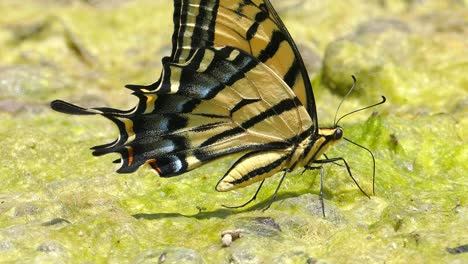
<box><xmin>127</xmin><ymin>147</ymin><xmax>134</xmax><ymax>166</ymax></box>
<box><xmin>147</xmin><ymin>159</ymin><xmax>162</xmax><ymax>174</ymax></box>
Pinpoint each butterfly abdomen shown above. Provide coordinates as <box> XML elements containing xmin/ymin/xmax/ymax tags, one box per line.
<box><xmin>216</xmin><ymin>150</ymin><xmax>293</xmax><ymax>191</ymax></box>
<box><xmin>215</xmin><ymin>128</ymin><xmax>346</xmax><ymax>192</ymax></box>
<box><xmin>215</xmin><ymin>135</ymin><xmax>309</xmax><ymax>192</ymax></box>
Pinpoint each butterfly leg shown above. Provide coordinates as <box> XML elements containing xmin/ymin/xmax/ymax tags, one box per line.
<box><xmin>304</xmin><ymin>165</ymin><xmax>326</xmax><ymax>217</ymax></box>
<box><xmin>222</xmin><ymin>179</ymin><xmax>266</xmax><ymax>209</ymax></box>
<box><xmin>323</xmin><ymin>153</ymin><xmax>344</xmax><ymax>167</ymax></box>
<box><xmin>304</xmin><ymin>156</ymin><xmax>371</xmax><ymax>217</ymax></box>
<box><xmin>312</xmin><ymin>157</ymin><xmax>370</xmax><ymax>199</ymax></box>
<box><xmin>262</xmin><ymin>170</ymin><xmax>289</xmax><ymax>212</ymax></box>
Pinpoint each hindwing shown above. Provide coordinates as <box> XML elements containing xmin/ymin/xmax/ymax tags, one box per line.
<box><xmin>52</xmin><ymin>46</ymin><xmax>313</xmax><ymax>176</ymax></box>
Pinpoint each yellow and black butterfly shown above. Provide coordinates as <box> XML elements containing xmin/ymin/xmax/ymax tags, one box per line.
<box><xmin>51</xmin><ymin>0</ymin><xmax>384</xmax><ymax>213</ymax></box>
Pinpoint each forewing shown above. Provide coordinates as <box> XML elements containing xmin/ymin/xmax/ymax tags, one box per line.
<box><xmin>170</xmin><ymin>0</ymin><xmax>317</xmax><ymax>126</ymax></box>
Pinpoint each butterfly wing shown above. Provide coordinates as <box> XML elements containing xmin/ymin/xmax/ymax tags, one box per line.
<box><xmin>51</xmin><ymin>1</ymin><xmax>318</xmax><ymax>177</ymax></box>
<box><xmin>51</xmin><ymin>46</ymin><xmax>313</xmax><ymax>176</ymax></box>
<box><xmin>168</xmin><ymin>0</ymin><xmax>318</xmax><ymax>129</ymax></box>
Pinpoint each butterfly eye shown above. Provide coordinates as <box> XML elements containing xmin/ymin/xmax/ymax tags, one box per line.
<box><xmin>334</xmin><ymin>127</ymin><xmax>343</xmax><ymax>140</ymax></box>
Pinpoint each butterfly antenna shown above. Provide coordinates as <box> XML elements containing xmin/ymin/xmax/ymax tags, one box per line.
<box><xmin>331</xmin><ymin>76</ymin><xmax>385</xmax><ymax>196</ymax></box>
<box><xmin>343</xmin><ymin>137</ymin><xmax>376</xmax><ymax>195</ymax></box>
<box><xmin>335</xmin><ymin>96</ymin><xmax>386</xmax><ymax>126</ymax></box>
<box><xmin>333</xmin><ymin>75</ymin><xmax>358</xmax><ymax>126</ymax></box>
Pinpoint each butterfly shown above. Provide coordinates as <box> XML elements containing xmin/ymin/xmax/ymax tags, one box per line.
<box><xmin>51</xmin><ymin>0</ymin><xmax>384</xmax><ymax>213</ymax></box>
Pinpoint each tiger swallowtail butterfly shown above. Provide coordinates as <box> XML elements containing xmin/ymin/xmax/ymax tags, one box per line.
<box><xmin>51</xmin><ymin>0</ymin><xmax>383</xmax><ymax>213</ymax></box>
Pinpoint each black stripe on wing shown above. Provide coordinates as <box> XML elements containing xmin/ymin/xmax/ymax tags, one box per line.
<box><xmin>171</xmin><ymin>0</ymin><xmax>219</xmax><ymax>62</ymax></box>
<box><xmin>199</xmin><ymin>97</ymin><xmax>301</xmax><ymax>148</ymax></box>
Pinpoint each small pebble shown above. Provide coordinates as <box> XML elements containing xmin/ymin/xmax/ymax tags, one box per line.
<box><xmin>221</xmin><ymin>229</ymin><xmax>244</xmax><ymax>247</ymax></box>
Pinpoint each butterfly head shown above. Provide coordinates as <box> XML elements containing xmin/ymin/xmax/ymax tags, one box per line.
<box><xmin>317</xmin><ymin>126</ymin><xmax>343</xmax><ymax>143</ymax></box>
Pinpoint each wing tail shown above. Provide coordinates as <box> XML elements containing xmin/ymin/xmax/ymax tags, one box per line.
<box><xmin>50</xmin><ymin>100</ymin><xmax>103</xmax><ymax>115</ymax></box>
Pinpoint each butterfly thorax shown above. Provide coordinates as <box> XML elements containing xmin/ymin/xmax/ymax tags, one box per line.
<box><xmin>288</xmin><ymin>127</ymin><xmax>343</xmax><ymax>171</ymax></box>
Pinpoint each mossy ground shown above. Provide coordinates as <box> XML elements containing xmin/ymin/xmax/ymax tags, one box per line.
<box><xmin>0</xmin><ymin>0</ymin><xmax>466</xmax><ymax>263</ymax></box>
